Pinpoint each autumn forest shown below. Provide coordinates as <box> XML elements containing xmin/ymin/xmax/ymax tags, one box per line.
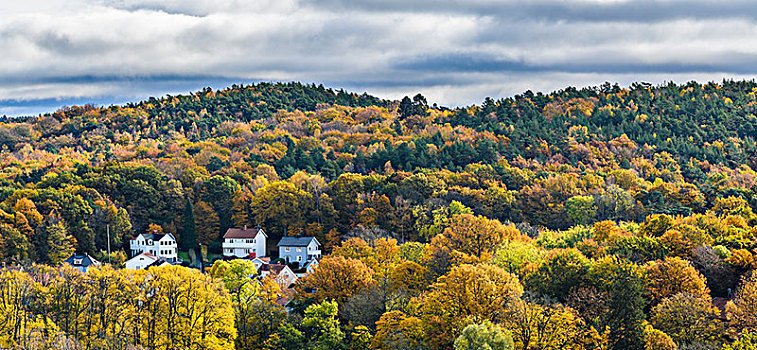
<box><xmin>2</xmin><ymin>80</ymin><xmax>757</xmax><ymax>349</ymax></box>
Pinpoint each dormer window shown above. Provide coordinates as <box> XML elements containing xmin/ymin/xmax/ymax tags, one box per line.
<box><xmin>73</xmin><ymin>258</ymin><xmax>83</xmax><ymax>265</ymax></box>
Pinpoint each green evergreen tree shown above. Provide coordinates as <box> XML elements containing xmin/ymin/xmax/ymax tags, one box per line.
<box><xmin>183</xmin><ymin>199</ymin><xmax>196</xmax><ymax>251</ymax></box>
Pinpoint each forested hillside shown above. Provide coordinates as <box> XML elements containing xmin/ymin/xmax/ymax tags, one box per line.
<box><xmin>2</xmin><ymin>80</ymin><xmax>757</xmax><ymax>349</ymax></box>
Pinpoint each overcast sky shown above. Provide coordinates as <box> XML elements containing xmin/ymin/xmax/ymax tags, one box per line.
<box><xmin>3</xmin><ymin>0</ymin><xmax>757</xmax><ymax>116</ymax></box>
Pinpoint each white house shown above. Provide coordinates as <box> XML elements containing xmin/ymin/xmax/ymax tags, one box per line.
<box><xmin>130</xmin><ymin>232</ymin><xmax>180</xmax><ymax>263</ymax></box>
<box><xmin>124</xmin><ymin>252</ymin><xmax>170</xmax><ymax>270</ymax></box>
<box><xmin>258</xmin><ymin>263</ymin><xmax>298</xmax><ymax>288</ymax></box>
<box><xmin>250</xmin><ymin>257</ymin><xmax>271</xmax><ymax>271</ymax></box>
<box><xmin>277</xmin><ymin>236</ymin><xmax>321</xmax><ymax>266</ymax></box>
<box><xmin>222</xmin><ymin>226</ymin><xmax>267</xmax><ymax>259</ymax></box>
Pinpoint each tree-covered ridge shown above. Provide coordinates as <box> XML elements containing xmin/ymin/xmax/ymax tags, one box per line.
<box><xmin>3</xmin><ymin>80</ymin><xmax>757</xmax><ymax>348</ymax></box>
<box><xmin>448</xmin><ymin>80</ymin><xmax>757</xmax><ymax>168</ymax></box>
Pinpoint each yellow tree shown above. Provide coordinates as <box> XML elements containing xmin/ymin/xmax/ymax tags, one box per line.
<box><xmin>390</xmin><ymin>261</ymin><xmax>428</xmax><ymax>294</ymax></box>
<box><xmin>76</xmin><ymin>265</ymin><xmax>136</xmax><ymax>348</ymax></box>
<box><xmin>332</xmin><ymin>238</ymin><xmax>377</xmax><ymax>270</ymax></box>
<box><xmin>650</xmin><ymin>292</ymin><xmax>722</xmax><ymax>344</ymax></box>
<box><xmin>643</xmin><ymin>325</ymin><xmax>677</xmax><ymax>350</ymax></box>
<box><xmin>210</xmin><ymin>259</ymin><xmax>285</xmax><ymax>350</ymax></box>
<box><xmin>194</xmin><ymin>200</ymin><xmax>220</xmax><ymax>246</ymax></box>
<box><xmin>727</xmin><ymin>274</ymin><xmax>757</xmax><ymax>332</ymax></box>
<box><xmin>0</xmin><ymin>269</ymin><xmax>58</xmax><ymax>348</ymax></box>
<box><xmin>250</xmin><ymin>181</ymin><xmax>313</xmax><ymax>238</ymax></box>
<box><xmin>231</xmin><ymin>189</ymin><xmax>254</xmax><ymax>228</ymax></box>
<box><xmin>372</xmin><ymin>310</ymin><xmax>426</xmax><ymax>350</ymax></box>
<box><xmin>13</xmin><ymin>198</ymin><xmax>43</xmax><ymax>228</ymax></box>
<box><xmin>442</xmin><ymin>214</ymin><xmax>521</xmax><ymax>260</ymax></box>
<box><xmin>422</xmin><ymin>264</ymin><xmax>523</xmax><ymax>349</ymax></box>
<box><xmin>300</xmin><ymin>255</ymin><xmax>374</xmax><ymax>302</ymax></box>
<box><xmin>644</xmin><ymin>257</ymin><xmax>709</xmax><ymax>305</ymax></box>
<box><xmin>504</xmin><ymin>297</ymin><xmax>600</xmax><ymax>350</ymax></box>
<box><xmin>146</xmin><ymin>266</ymin><xmax>236</xmax><ymax>349</ymax></box>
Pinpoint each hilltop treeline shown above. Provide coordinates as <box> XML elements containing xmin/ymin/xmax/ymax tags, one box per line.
<box><xmin>1</xmin><ymin>81</ymin><xmax>757</xmax><ymax>348</ymax></box>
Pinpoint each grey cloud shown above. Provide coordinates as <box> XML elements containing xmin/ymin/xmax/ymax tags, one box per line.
<box><xmin>5</xmin><ymin>0</ymin><xmax>757</xmax><ymax>117</ymax></box>
<box><xmin>34</xmin><ymin>31</ymin><xmax>119</xmax><ymax>56</ymax></box>
<box><xmin>394</xmin><ymin>52</ymin><xmax>757</xmax><ymax>74</ymax></box>
<box><xmin>306</xmin><ymin>0</ymin><xmax>757</xmax><ymax>23</ymax></box>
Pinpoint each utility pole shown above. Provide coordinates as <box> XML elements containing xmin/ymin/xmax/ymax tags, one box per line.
<box><xmin>107</xmin><ymin>224</ymin><xmax>111</xmax><ymax>264</ymax></box>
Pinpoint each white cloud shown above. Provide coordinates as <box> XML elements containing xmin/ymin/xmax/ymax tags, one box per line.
<box><xmin>2</xmin><ymin>0</ymin><xmax>757</xmax><ymax>116</ymax></box>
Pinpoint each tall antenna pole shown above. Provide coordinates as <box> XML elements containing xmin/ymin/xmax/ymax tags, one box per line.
<box><xmin>107</xmin><ymin>224</ymin><xmax>111</xmax><ymax>264</ymax></box>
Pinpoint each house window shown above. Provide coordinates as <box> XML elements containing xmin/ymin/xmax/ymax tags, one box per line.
<box><xmin>297</xmin><ymin>256</ymin><xmax>302</xmax><ymax>262</ymax></box>
<box><xmin>297</xmin><ymin>247</ymin><xmax>302</xmax><ymax>252</ymax></box>
<box><xmin>285</xmin><ymin>247</ymin><xmax>290</xmax><ymax>252</ymax></box>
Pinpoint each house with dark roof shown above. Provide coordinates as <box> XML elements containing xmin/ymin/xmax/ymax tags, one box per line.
<box><xmin>62</xmin><ymin>253</ymin><xmax>101</xmax><ymax>273</ymax></box>
<box><xmin>277</xmin><ymin>236</ymin><xmax>321</xmax><ymax>266</ymax></box>
<box><xmin>222</xmin><ymin>226</ymin><xmax>267</xmax><ymax>259</ymax></box>
<box><xmin>130</xmin><ymin>231</ymin><xmax>180</xmax><ymax>263</ymax></box>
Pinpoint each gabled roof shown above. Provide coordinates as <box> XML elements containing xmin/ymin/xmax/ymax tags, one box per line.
<box><xmin>303</xmin><ymin>259</ymin><xmax>319</xmax><ymax>269</ymax></box>
<box><xmin>259</xmin><ymin>263</ymin><xmax>289</xmax><ymax>275</ymax></box>
<box><xmin>63</xmin><ymin>254</ymin><xmax>101</xmax><ymax>267</ymax></box>
<box><xmin>146</xmin><ymin>259</ymin><xmax>170</xmax><ymax>269</ymax></box>
<box><xmin>275</xmin><ymin>287</ymin><xmax>296</xmax><ymax>307</ymax></box>
<box><xmin>224</xmin><ymin>227</ymin><xmax>266</xmax><ymax>239</ymax></box>
<box><xmin>126</xmin><ymin>252</ymin><xmax>170</xmax><ymax>269</ymax></box>
<box><xmin>126</xmin><ymin>252</ymin><xmax>159</xmax><ymax>263</ymax></box>
<box><xmin>132</xmin><ymin>232</ymin><xmax>176</xmax><ymax>241</ymax></box>
<box><xmin>277</xmin><ymin>236</ymin><xmax>320</xmax><ymax>247</ymax></box>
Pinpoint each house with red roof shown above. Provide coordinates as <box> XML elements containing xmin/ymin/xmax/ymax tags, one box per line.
<box><xmin>222</xmin><ymin>226</ymin><xmax>267</xmax><ymax>259</ymax></box>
